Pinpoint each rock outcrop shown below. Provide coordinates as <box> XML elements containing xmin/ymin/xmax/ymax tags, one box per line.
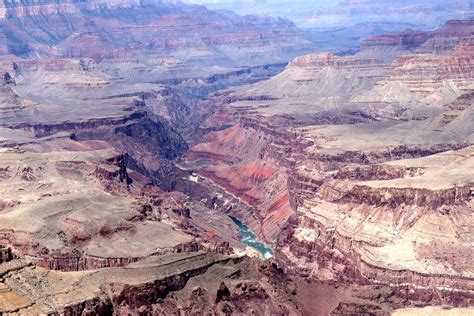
<box><xmin>186</xmin><ymin>19</ymin><xmax>474</xmax><ymax>312</ymax></box>
<box><xmin>0</xmin><ymin>0</ymin><xmax>311</xmax><ymax>66</ymax></box>
<box><xmin>0</xmin><ymin>253</ymin><xmax>301</xmax><ymax>315</ymax></box>
<box><xmin>359</xmin><ymin>19</ymin><xmax>474</xmax><ymax>61</ymax></box>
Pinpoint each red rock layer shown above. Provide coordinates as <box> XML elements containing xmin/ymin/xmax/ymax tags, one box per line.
<box><xmin>389</xmin><ymin>42</ymin><xmax>474</xmax><ymax>95</ymax></box>
<box><xmin>189</xmin><ymin>122</ymin><xmax>295</xmax><ymax>242</ymax></box>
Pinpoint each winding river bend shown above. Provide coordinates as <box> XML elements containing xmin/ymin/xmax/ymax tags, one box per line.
<box><xmin>229</xmin><ymin>215</ymin><xmax>273</xmax><ymax>259</ymax></box>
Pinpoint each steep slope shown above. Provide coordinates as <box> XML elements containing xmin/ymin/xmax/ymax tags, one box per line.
<box><xmin>0</xmin><ymin>2</ymin><xmax>323</xmax><ymax>312</ymax></box>
<box><xmin>0</xmin><ymin>64</ymin><xmax>305</xmax><ymax>314</ymax></box>
<box><xmin>223</xmin><ymin>24</ymin><xmax>473</xmax><ymax>123</ymax></box>
<box><xmin>0</xmin><ymin>253</ymin><xmax>301</xmax><ymax>314</ymax></box>
<box><xmin>358</xmin><ymin>18</ymin><xmax>474</xmax><ymax>61</ymax></box>
<box><xmin>0</xmin><ymin>143</ymin><xmax>194</xmax><ymax>270</ymax></box>
<box><xmin>0</xmin><ymin>0</ymin><xmax>311</xmax><ymax>67</ymax></box>
<box><xmin>187</xmin><ymin>19</ymin><xmax>474</xmax><ymax>312</ymax></box>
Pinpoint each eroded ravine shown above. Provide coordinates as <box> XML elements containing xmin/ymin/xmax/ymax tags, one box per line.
<box><xmin>184</xmin><ymin>23</ymin><xmax>474</xmax><ymax>312</ymax></box>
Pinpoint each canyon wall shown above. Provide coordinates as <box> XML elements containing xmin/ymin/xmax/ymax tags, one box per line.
<box><xmin>0</xmin><ymin>0</ymin><xmax>312</xmax><ymax>66</ymax></box>
<box><xmin>186</xmin><ymin>19</ymin><xmax>474</xmax><ymax>311</ymax></box>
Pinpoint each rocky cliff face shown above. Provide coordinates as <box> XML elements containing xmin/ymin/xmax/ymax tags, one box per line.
<box><xmin>185</xmin><ymin>18</ymin><xmax>474</xmax><ymax>313</ymax></box>
<box><xmin>0</xmin><ymin>0</ymin><xmax>311</xmax><ymax>66</ymax></box>
<box><xmin>359</xmin><ymin>19</ymin><xmax>474</xmax><ymax>61</ymax></box>
<box><xmin>189</xmin><ymin>122</ymin><xmax>295</xmax><ymax>243</ymax></box>
<box><xmin>218</xmin><ymin>21</ymin><xmax>473</xmax><ymax>124</ymax></box>
<box><xmin>0</xmin><ymin>254</ymin><xmax>301</xmax><ymax>315</ymax></box>
<box><xmin>0</xmin><ymin>1</ymin><xmax>321</xmax><ymax>309</ymax></box>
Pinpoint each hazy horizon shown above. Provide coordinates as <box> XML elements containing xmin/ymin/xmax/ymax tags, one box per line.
<box><xmin>180</xmin><ymin>0</ymin><xmax>473</xmax><ymax>29</ymax></box>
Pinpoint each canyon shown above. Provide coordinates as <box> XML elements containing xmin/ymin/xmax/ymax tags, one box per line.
<box><xmin>187</xmin><ymin>17</ymin><xmax>474</xmax><ymax>314</ymax></box>
<box><xmin>0</xmin><ymin>0</ymin><xmax>473</xmax><ymax>315</ymax></box>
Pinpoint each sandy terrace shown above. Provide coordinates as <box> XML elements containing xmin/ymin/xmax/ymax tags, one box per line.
<box><xmin>363</xmin><ymin>146</ymin><xmax>474</xmax><ymax>190</ymax></box>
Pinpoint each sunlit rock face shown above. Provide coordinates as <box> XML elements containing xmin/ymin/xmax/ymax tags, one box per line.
<box><xmin>0</xmin><ymin>1</ymin><xmax>311</xmax><ymax>313</ymax></box>
<box><xmin>213</xmin><ymin>19</ymin><xmax>474</xmax><ymax>122</ymax></box>
<box><xmin>187</xmin><ymin>17</ymin><xmax>474</xmax><ymax>313</ymax></box>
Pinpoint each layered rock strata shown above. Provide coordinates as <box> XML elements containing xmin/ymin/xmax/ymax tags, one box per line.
<box><xmin>0</xmin><ymin>0</ymin><xmax>312</xmax><ymax>67</ymax></box>
<box><xmin>187</xmin><ymin>20</ymin><xmax>474</xmax><ymax>311</ymax></box>
<box><xmin>0</xmin><ymin>253</ymin><xmax>300</xmax><ymax>314</ymax></box>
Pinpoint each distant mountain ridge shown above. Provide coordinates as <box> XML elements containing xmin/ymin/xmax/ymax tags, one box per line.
<box><xmin>178</xmin><ymin>0</ymin><xmax>473</xmax><ymax>30</ymax></box>
<box><xmin>0</xmin><ymin>0</ymin><xmax>312</xmax><ymax>66</ymax></box>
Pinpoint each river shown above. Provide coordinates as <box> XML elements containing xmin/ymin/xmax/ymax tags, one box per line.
<box><xmin>228</xmin><ymin>215</ymin><xmax>273</xmax><ymax>259</ymax></box>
